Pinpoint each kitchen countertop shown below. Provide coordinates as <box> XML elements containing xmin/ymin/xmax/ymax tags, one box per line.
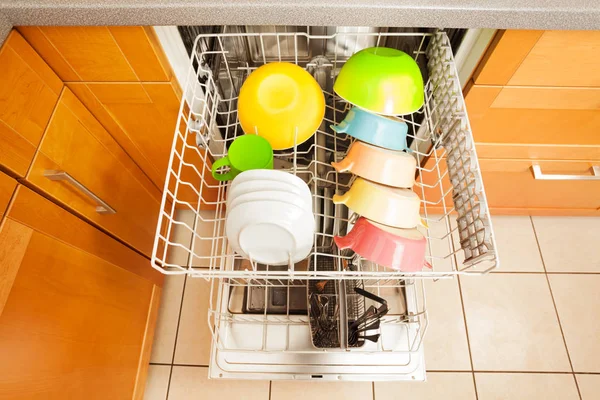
<box><xmin>0</xmin><ymin>0</ymin><xmax>599</xmax><ymax>44</ymax></box>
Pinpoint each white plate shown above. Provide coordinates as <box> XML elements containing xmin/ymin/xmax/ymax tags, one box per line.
<box><xmin>227</xmin><ymin>180</ymin><xmax>312</xmax><ymax>208</ymax></box>
<box><xmin>231</xmin><ymin>170</ymin><xmax>311</xmax><ymax>196</ymax></box>
<box><xmin>226</xmin><ymin>200</ymin><xmax>314</xmax><ymax>265</ymax></box>
<box><xmin>228</xmin><ymin>190</ymin><xmax>311</xmax><ymax>213</ymax></box>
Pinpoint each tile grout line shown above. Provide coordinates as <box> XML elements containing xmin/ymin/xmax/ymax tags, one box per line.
<box><xmin>456</xmin><ymin>275</ymin><xmax>479</xmax><ymax>400</ymax></box>
<box><xmin>489</xmin><ymin>271</ymin><xmax>600</xmax><ymax>275</ymax></box>
<box><xmin>150</xmin><ymin>362</ymin><xmax>209</xmax><ymax>368</ymax></box>
<box><xmin>529</xmin><ymin>216</ymin><xmax>582</xmax><ymax>400</ymax></box>
<box><xmin>428</xmin><ymin>370</ymin><xmax>600</xmax><ymax>375</ymax></box>
<box><xmin>165</xmin><ymin>273</ymin><xmax>189</xmax><ymax>400</ymax></box>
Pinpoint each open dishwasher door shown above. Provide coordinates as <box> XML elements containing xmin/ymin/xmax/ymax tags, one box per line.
<box><xmin>150</xmin><ymin>27</ymin><xmax>499</xmax><ymax>381</ymax></box>
<box><xmin>209</xmin><ymin>261</ymin><xmax>426</xmax><ymax>381</ymax></box>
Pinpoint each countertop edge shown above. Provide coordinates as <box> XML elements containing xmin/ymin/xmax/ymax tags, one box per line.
<box><xmin>1</xmin><ymin>3</ymin><xmax>599</xmax><ymax>48</ymax></box>
<box><xmin>1</xmin><ymin>3</ymin><xmax>600</xmax><ymax>30</ymax></box>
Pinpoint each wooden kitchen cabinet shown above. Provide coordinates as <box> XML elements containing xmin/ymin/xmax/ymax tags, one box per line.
<box><xmin>0</xmin><ymin>30</ymin><xmax>62</xmax><ymax>177</ymax></box>
<box><xmin>26</xmin><ymin>87</ymin><xmax>162</xmax><ymax>257</ymax></box>
<box><xmin>18</xmin><ymin>25</ymin><xmax>219</xmax><ymax>208</ymax></box>
<box><xmin>17</xmin><ymin>26</ymin><xmax>173</xmax><ymax>82</ymax></box>
<box><xmin>0</xmin><ymin>185</ymin><xmax>163</xmax><ymax>399</ymax></box>
<box><xmin>463</xmin><ymin>29</ymin><xmax>600</xmax><ymax>215</ymax></box>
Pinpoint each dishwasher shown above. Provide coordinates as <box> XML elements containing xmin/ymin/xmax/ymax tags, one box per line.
<box><xmin>150</xmin><ymin>26</ymin><xmax>499</xmax><ymax>381</ymax></box>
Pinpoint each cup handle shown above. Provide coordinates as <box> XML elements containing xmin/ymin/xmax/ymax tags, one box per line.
<box><xmin>211</xmin><ymin>156</ymin><xmax>236</xmax><ymax>181</ymax></box>
<box><xmin>332</xmin><ymin>193</ymin><xmax>348</xmax><ymax>205</ymax></box>
<box><xmin>334</xmin><ymin>235</ymin><xmax>354</xmax><ymax>250</ymax></box>
<box><xmin>330</xmin><ymin>124</ymin><xmax>347</xmax><ymax>134</ymax></box>
<box><xmin>331</xmin><ymin>158</ymin><xmax>354</xmax><ymax>173</ymax></box>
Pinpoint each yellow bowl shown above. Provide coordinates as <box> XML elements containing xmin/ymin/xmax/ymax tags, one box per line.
<box><xmin>332</xmin><ymin>177</ymin><xmax>423</xmax><ymax>229</ymax></box>
<box><xmin>238</xmin><ymin>62</ymin><xmax>325</xmax><ymax>150</ymax></box>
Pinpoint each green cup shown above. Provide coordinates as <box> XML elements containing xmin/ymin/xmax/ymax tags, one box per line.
<box><xmin>211</xmin><ymin>134</ymin><xmax>274</xmax><ymax>181</ymax></box>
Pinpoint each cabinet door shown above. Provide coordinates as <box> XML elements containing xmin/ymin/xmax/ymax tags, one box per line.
<box><xmin>508</xmin><ymin>30</ymin><xmax>600</xmax><ymax>87</ymax></box>
<box><xmin>0</xmin><ymin>172</ymin><xmax>17</xmax><ymax>220</ymax></box>
<box><xmin>479</xmin><ymin>159</ymin><xmax>600</xmax><ymax>215</ymax></box>
<box><xmin>0</xmin><ymin>186</ymin><xmax>163</xmax><ymax>399</ymax></box>
<box><xmin>0</xmin><ymin>30</ymin><xmax>62</xmax><ymax>176</ymax></box>
<box><xmin>67</xmin><ymin>80</ymin><xmax>182</xmax><ymax>189</ymax></box>
<box><xmin>473</xmin><ymin>30</ymin><xmax>543</xmax><ymax>86</ymax></box>
<box><xmin>17</xmin><ymin>26</ymin><xmax>173</xmax><ymax>82</ymax></box>
<box><xmin>465</xmin><ymin>84</ymin><xmax>600</xmax><ymax>161</ymax></box>
<box><xmin>26</xmin><ymin>88</ymin><xmax>162</xmax><ymax>257</ymax></box>
<box><xmin>473</xmin><ymin>30</ymin><xmax>600</xmax><ymax>87</ymax></box>
<box><xmin>67</xmin><ymin>81</ymin><xmax>220</xmax><ymax>207</ymax></box>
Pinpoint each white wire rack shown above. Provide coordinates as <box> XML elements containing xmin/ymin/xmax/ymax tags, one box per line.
<box><xmin>151</xmin><ymin>30</ymin><xmax>499</xmax><ymax>282</ymax></box>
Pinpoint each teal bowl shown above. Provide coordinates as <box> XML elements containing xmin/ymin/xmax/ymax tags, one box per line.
<box><xmin>330</xmin><ymin>107</ymin><xmax>409</xmax><ymax>151</ymax></box>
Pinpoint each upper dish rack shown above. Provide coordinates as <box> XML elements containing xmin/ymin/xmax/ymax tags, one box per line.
<box><xmin>151</xmin><ymin>30</ymin><xmax>499</xmax><ymax>280</ymax></box>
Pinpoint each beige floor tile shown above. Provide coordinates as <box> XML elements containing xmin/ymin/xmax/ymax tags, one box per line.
<box><xmin>532</xmin><ymin>216</ymin><xmax>600</xmax><ymax>272</ymax></box>
<box><xmin>173</xmin><ymin>277</ymin><xmax>213</xmax><ymax>365</ymax></box>
<box><xmin>423</xmin><ymin>279</ymin><xmax>471</xmax><ymax>370</ymax></box>
<box><xmin>475</xmin><ymin>373</ymin><xmax>579</xmax><ymax>400</ymax></box>
<box><xmin>168</xmin><ymin>366</ymin><xmax>269</xmax><ymax>400</ymax></box>
<box><xmin>460</xmin><ymin>274</ymin><xmax>570</xmax><ymax>371</ymax></box>
<box><xmin>490</xmin><ymin>216</ymin><xmax>544</xmax><ymax>272</ymax></box>
<box><xmin>375</xmin><ymin>372</ymin><xmax>476</xmax><ymax>400</ymax></box>
<box><xmin>143</xmin><ymin>365</ymin><xmax>171</xmax><ymax>400</ymax></box>
<box><xmin>271</xmin><ymin>381</ymin><xmax>372</xmax><ymax>400</ymax></box>
<box><xmin>150</xmin><ymin>273</ymin><xmax>186</xmax><ymax>363</ymax></box>
<box><xmin>549</xmin><ymin>275</ymin><xmax>600</xmax><ymax>372</ymax></box>
<box><xmin>424</xmin><ymin>215</ymin><xmax>461</xmax><ymax>273</ymax></box>
<box><xmin>576</xmin><ymin>374</ymin><xmax>600</xmax><ymax>400</ymax></box>
<box><xmin>162</xmin><ymin>209</ymin><xmax>196</xmax><ymax>267</ymax></box>
<box><xmin>190</xmin><ymin>210</ymin><xmax>222</xmax><ymax>267</ymax></box>
<box><xmin>151</xmin><ymin>211</ymin><xmax>193</xmax><ymax>364</ymax></box>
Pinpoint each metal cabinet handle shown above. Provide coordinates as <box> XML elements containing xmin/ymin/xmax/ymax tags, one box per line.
<box><xmin>532</xmin><ymin>164</ymin><xmax>600</xmax><ymax>181</ymax></box>
<box><xmin>44</xmin><ymin>170</ymin><xmax>117</xmax><ymax>214</ymax></box>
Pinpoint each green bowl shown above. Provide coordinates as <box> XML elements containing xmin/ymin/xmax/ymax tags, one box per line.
<box><xmin>333</xmin><ymin>47</ymin><xmax>425</xmax><ymax>116</ymax></box>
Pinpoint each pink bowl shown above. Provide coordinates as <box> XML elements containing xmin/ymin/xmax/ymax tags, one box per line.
<box><xmin>334</xmin><ymin>217</ymin><xmax>430</xmax><ymax>272</ymax></box>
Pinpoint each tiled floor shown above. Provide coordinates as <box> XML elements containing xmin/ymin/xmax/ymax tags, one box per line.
<box><xmin>144</xmin><ymin>214</ymin><xmax>600</xmax><ymax>399</ymax></box>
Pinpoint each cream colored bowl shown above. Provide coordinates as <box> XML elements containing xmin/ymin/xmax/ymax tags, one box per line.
<box><xmin>333</xmin><ymin>178</ymin><xmax>422</xmax><ymax>229</ymax></box>
<box><xmin>331</xmin><ymin>141</ymin><xmax>417</xmax><ymax>188</ymax></box>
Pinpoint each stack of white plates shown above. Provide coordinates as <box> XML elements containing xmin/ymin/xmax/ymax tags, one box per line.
<box><xmin>225</xmin><ymin>170</ymin><xmax>315</xmax><ymax>266</ymax></box>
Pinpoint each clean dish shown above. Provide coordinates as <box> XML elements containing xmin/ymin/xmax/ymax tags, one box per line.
<box><xmin>334</xmin><ymin>47</ymin><xmax>424</xmax><ymax>115</ymax></box>
<box><xmin>332</xmin><ymin>141</ymin><xmax>417</xmax><ymax>188</ymax></box>
<box><xmin>238</xmin><ymin>62</ymin><xmax>325</xmax><ymax>150</ymax></box>
<box><xmin>226</xmin><ymin>200</ymin><xmax>314</xmax><ymax>265</ymax></box>
<box><xmin>227</xmin><ymin>179</ymin><xmax>312</xmax><ymax>208</ymax></box>
<box><xmin>332</xmin><ymin>177</ymin><xmax>422</xmax><ymax>229</ymax></box>
<box><xmin>330</xmin><ymin>107</ymin><xmax>409</xmax><ymax>151</ymax></box>
<box><xmin>228</xmin><ymin>190</ymin><xmax>311</xmax><ymax>213</ymax></box>
<box><xmin>334</xmin><ymin>217</ymin><xmax>429</xmax><ymax>272</ymax></box>
<box><xmin>211</xmin><ymin>134</ymin><xmax>273</xmax><ymax>181</ymax></box>
<box><xmin>231</xmin><ymin>169</ymin><xmax>311</xmax><ymax>196</ymax></box>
